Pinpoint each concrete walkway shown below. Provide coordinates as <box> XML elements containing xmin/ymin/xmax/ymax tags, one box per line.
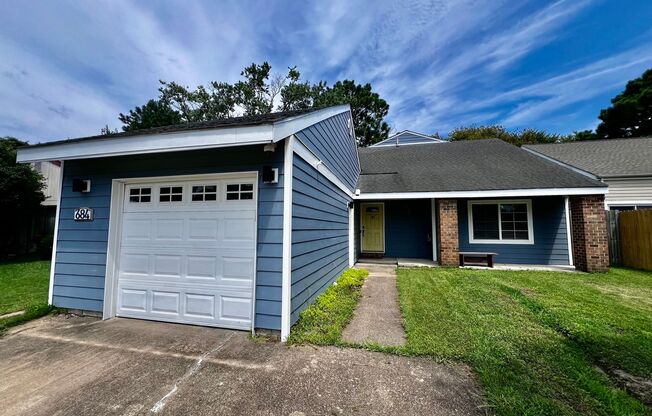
<box><xmin>342</xmin><ymin>263</ymin><xmax>406</xmax><ymax>346</ymax></box>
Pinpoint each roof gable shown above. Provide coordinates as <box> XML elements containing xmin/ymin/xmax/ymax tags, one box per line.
<box><xmin>372</xmin><ymin>130</ymin><xmax>446</xmax><ymax>147</ymax></box>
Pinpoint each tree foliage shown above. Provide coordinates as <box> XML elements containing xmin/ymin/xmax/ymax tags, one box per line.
<box><xmin>446</xmin><ymin>125</ymin><xmax>569</xmax><ymax>146</ymax></box>
<box><xmin>596</xmin><ymin>68</ymin><xmax>652</xmax><ymax>138</ymax></box>
<box><xmin>0</xmin><ymin>137</ymin><xmax>45</xmax><ymax>254</ymax></box>
<box><xmin>118</xmin><ymin>62</ymin><xmax>390</xmax><ymax>146</ymax></box>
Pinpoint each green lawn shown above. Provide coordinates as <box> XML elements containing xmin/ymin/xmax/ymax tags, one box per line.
<box><xmin>397</xmin><ymin>267</ymin><xmax>651</xmax><ymax>416</ymax></box>
<box><xmin>290</xmin><ymin>266</ymin><xmax>652</xmax><ymax>416</ymax></box>
<box><xmin>0</xmin><ymin>258</ymin><xmax>52</xmax><ymax>331</ymax></box>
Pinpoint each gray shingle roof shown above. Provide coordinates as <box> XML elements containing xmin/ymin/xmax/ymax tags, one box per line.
<box><xmin>22</xmin><ymin>107</ymin><xmax>320</xmax><ymax>149</ymax></box>
<box><xmin>524</xmin><ymin>137</ymin><xmax>652</xmax><ymax>178</ymax></box>
<box><xmin>357</xmin><ymin>139</ymin><xmax>605</xmax><ymax>193</ymax></box>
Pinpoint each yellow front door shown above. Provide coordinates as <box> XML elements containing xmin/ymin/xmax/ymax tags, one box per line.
<box><xmin>361</xmin><ymin>203</ymin><xmax>384</xmax><ymax>253</ymax></box>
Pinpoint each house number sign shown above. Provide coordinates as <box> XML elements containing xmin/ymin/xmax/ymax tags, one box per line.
<box><xmin>74</xmin><ymin>207</ymin><xmax>94</xmax><ymax>221</ymax></box>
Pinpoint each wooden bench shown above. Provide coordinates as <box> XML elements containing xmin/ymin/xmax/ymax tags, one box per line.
<box><xmin>459</xmin><ymin>252</ymin><xmax>498</xmax><ymax>268</ymax></box>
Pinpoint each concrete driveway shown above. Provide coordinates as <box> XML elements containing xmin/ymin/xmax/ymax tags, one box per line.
<box><xmin>0</xmin><ymin>315</ymin><xmax>486</xmax><ymax>415</ymax></box>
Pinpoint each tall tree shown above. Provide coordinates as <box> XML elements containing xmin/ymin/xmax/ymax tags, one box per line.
<box><xmin>0</xmin><ymin>137</ymin><xmax>45</xmax><ymax>255</ymax></box>
<box><xmin>118</xmin><ymin>63</ymin><xmax>390</xmax><ymax>146</ymax></box>
<box><xmin>596</xmin><ymin>68</ymin><xmax>652</xmax><ymax>138</ymax></box>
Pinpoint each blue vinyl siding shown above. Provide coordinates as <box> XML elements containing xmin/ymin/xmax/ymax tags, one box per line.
<box><xmin>458</xmin><ymin>197</ymin><xmax>570</xmax><ymax>265</ymax></box>
<box><xmin>294</xmin><ymin>112</ymin><xmax>359</xmax><ymax>191</ymax></box>
<box><xmin>290</xmin><ymin>156</ymin><xmax>351</xmax><ymax>324</ymax></box>
<box><xmin>53</xmin><ymin>145</ymin><xmax>284</xmax><ymax>330</ymax></box>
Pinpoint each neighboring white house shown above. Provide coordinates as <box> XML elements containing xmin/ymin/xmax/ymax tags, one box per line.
<box><xmin>524</xmin><ymin>137</ymin><xmax>652</xmax><ymax>210</ymax></box>
<box><xmin>32</xmin><ymin>160</ymin><xmax>62</xmax><ymax>206</ymax></box>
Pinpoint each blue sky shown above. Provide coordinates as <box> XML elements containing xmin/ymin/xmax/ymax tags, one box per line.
<box><xmin>1</xmin><ymin>0</ymin><xmax>651</xmax><ymax>143</ymax></box>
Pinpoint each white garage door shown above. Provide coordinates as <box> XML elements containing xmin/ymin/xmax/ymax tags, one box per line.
<box><xmin>115</xmin><ymin>173</ymin><xmax>257</xmax><ymax>330</ymax></box>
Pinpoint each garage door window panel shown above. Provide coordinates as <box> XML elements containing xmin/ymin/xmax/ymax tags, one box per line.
<box><xmin>160</xmin><ymin>186</ymin><xmax>183</xmax><ymax>202</ymax></box>
<box><xmin>129</xmin><ymin>187</ymin><xmax>151</xmax><ymax>203</ymax></box>
<box><xmin>226</xmin><ymin>183</ymin><xmax>254</xmax><ymax>200</ymax></box>
<box><xmin>192</xmin><ymin>185</ymin><xmax>218</xmax><ymax>202</ymax></box>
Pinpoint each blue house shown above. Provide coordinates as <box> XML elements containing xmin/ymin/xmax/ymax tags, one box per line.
<box><xmin>17</xmin><ymin>105</ymin><xmax>610</xmax><ymax>340</ymax></box>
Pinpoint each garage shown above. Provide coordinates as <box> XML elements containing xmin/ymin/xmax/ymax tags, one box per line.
<box><xmin>113</xmin><ymin>173</ymin><xmax>257</xmax><ymax>330</ymax></box>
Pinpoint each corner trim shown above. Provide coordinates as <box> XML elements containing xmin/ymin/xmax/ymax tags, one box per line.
<box><xmin>281</xmin><ymin>136</ymin><xmax>294</xmax><ymax>341</ymax></box>
<box><xmin>431</xmin><ymin>199</ymin><xmax>438</xmax><ymax>262</ymax></box>
<box><xmin>564</xmin><ymin>196</ymin><xmax>574</xmax><ymax>266</ymax></box>
<box><xmin>348</xmin><ymin>204</ymin><xmax>355</xmax><ymax>267</ymax></box>
<box><xmin>47</xmin><ymin>160</ymin><xmax>64</xmax><ymax>305</ymax></box>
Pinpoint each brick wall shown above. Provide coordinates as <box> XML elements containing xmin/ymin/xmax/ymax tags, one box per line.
<box><xmin>437</xmin><ymin>199</ymin><xmax>459</xmax><ymax>266</ymax></box>
<box><xmin>570</xmin><ymin>195</ymin><xmax>609</xmax><ymax>273</ymax></box>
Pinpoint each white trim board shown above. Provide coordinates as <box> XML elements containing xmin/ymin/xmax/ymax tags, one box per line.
<box><xmin>355</xmin><ymin>187</ymin><xmax>608</xmax><ymax>200</ymax></box>
<box><xmin>17</xmin><ymin>106</ymin><xmax>351</xmax><ymax>163</ymax></box>
<box><xmin>564</xmin><ymin>196</ymin><xmax>573</xmax><ymax>266</ymax></box>
<box><xmin>467</xmin><ymin>199</ymin><xmax>534</xmax><ymax>245</ymax></box>
<box><xmin>47</xmin><ymin>160</ymin><xmax>64</xmax><ymax>305</ymax></box>
<box><xmin>280</xmin><ymin>136</ymin><xmax>294</xmax><ymax>342</ymax></box>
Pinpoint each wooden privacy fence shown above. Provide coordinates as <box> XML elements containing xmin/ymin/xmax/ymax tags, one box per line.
<box><xmin>606</xmin><ymin>210</ymin><xmax>621</xmax><ymax>265</ymax></box>
<box><xmin>619</xmin><ymin>210</ymin><xmax>652</xmax><ymax>271</ymax></box>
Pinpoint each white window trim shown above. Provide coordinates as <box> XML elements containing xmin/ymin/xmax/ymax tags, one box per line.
<box><xmin>467</xmin><ymin>199</ymin><xmax>534</xmax><ymax>245</ymax></box>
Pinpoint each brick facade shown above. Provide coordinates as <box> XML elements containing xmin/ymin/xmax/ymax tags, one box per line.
<box><xmin>437</xmin><ymin>199</ymin><xmax>459</xmax><ymax>267</ymax></box>
<box><xmin>570</xmin><ymin>195</ymin><xmax>609</xmax><ymax>273</ymax></box>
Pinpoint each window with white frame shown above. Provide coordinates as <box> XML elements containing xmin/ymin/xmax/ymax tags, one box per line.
<box><xmin>159</xmin><ymin>186</ymin><xmax>183</xmax><ymax>202</ymax></box>
<box><xmin>129</xmin><ymin>187</ymin><xmax>151</xmax><ymax>203</ymax></box>
<box><xmin>468</xmin><ymin>200</ymin><xmax>534</xmax><ymax>244</ymax></box>
<box><xmin>226</xmin><ymin>183</ymin><xmax>254</xmax><ymax>200</ymax></box>
<box><xmin>191</xmin><ymin>185</ymin><xmax>217</xmax><ymax>201</ymax></box>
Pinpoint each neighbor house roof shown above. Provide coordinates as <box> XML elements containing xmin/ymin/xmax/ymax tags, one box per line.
<box><xmin>523</xmin><ymin>137</ymin><xmax>652</xmax><ymax>178</ymax></box>
<box><xmin>16</xmin><ymin>105</ymin><xmax>350</xmax><ymax>162</ymax></box>
<box><xmin>357</xmin><ymin>139</ymin><xmax>606</xmax><ymax>195</ymax></box>
<box><xmin>372</xmin><ymin>130</ymin><xmax>446</xmax><ymax>147</ymax></box>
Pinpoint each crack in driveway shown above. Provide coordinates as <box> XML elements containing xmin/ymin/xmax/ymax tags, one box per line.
<box><xmin>150</xmin><ymin>332</ymin><xmax>235</xmax><ymax>413</ymax></box>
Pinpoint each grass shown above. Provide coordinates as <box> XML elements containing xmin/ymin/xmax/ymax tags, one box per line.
<box><xmin>290</xmin><ymin>266</ymin><xmax>652</xmax><ymax>416</ymax></box>
<box><xmin>0</xmin><ymin>257</ymin><xmax>53</xmax><ymax>333</ymax></box>
<box><xmin>288</xmin><ymin>268</ymin><xmax>368</xmax><ymax>345</ymax></box>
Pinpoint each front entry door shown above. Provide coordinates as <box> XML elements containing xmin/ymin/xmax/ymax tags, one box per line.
<box><xmin>361</xmin><ymin>203</ymin><xmax>385</xmax><ymax>253</ymax></box>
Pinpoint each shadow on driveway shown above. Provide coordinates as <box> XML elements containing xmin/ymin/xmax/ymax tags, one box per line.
<box><xmin>0</xmin><ymin>315</ymin><xmax>486</xmax><ymax>415</ymax></box>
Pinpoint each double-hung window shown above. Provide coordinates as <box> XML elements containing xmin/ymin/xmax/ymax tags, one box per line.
<box><xmin>468</xmin><ymin>200</ymin><xmax>534</xmax><ymax>244</ymax></box>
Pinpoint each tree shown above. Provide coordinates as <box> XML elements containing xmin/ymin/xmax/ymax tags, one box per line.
<box><xmin>596</xmin><ymin>68</ymin><xmax>652</xmax><ymax>138</ymax></box>
<box><xmin>0</xmin><ymin>137</ymin><xmax>45</xmax><ymax>254</ymax></box>
<box><xmin>447</xmin><ymin>125</ymin><xmax>566</xmax><ymax>146</ymax></box>
<box><xmin>119</xmin><ymin>99</ymin><xmax>182</xmax><ymax>132</ymax></box>
<box><xmin>118</xmin><ymin>63</ymin><xmax>391</xmax><ymax>146</ymax></box>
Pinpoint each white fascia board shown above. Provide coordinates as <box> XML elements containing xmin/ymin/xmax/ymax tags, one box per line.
<box><xmin>271</xmin><ymin>105</ymin><xmax>351</xmax><ymax>142</ymax></box>
<box><xmin>355</xmin><ymin>187</ymin><xmax>608</xmax><ymax>200</ymax></box>
<box><xmin>17</xmin><ymin>105</ymin><xmax>352</xmax><ymax>163</ymax></box>
<box><xmin>292</xmin><ymin>136</ymin><xmax>355</xmax><ymax>198</ymax></box>
<box><xmin>522</xmin><ymin>147</ymin><xmax>599</xmax><ymax>180</ymax></box>
<box><xmin>372</xmin><ymin>141</ymin><xmax>446</xmax><ymax>147</ymax></box>
<box><xmin>17</xmin><ymin>126</ymin><xmax>273</xmax><ymax>163</ymax></box>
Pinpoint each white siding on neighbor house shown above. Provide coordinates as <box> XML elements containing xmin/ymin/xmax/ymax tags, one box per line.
<box><xmin>604</xmin><ymin>177</ymin><xmax>652</xmax><ymax>207</ymax></box>
<box><xmin>33</xmin><ymin>161</ymin><xmax>61</xmax><ymax>206</ymax></box>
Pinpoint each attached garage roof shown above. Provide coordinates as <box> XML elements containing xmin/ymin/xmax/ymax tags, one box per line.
<box><xmin>524</xmin><ymin>137</ymin><xmax>652</xmax><ymax>178</ymax></box>
<box><xmin>17</xmin><ymin>105</ymin><xmax>350</xmax><ymax>162</ymax></box>
<box><xmin>357</xmin><ymin>139</ymin><xmax>606</xmax><ymax>195</ymax></box>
